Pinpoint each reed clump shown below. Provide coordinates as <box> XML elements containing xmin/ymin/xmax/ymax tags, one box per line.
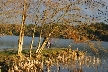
<box><xmin>0</xmin><ymin>48</ymin><xmax>102</xmax><ymax>72</ymax></box>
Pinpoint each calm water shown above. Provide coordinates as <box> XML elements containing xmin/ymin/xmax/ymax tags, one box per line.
<box><xmin>0</xmin><ymin>36</ymin><xmax>108</xmax><ymax>49</ymax></box>
<box><xmin>0</xmin><ymin>36</ymin><xmax>108</xmax><ymax>72</ymax></box>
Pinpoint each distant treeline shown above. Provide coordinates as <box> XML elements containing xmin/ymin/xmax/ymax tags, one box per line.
<box><xmin>0</xmin><ymin>22</ymin><xmax>108</xmax><ymax>41</ymax></box>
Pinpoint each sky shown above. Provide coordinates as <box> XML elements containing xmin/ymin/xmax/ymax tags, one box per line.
<box><xmin>29</xmin><ymin>0</ymin><xmax>108</xmax><ymax>24</ymax></box>
<box><xmin>0</xmin><ymin>0</ymin><xmax>108</xmax><ymax>25</ymax></box>
<box><xmin>80</xmin><ymin>0</ymin><xmax>108</xmax><ymax>24</ymax></box>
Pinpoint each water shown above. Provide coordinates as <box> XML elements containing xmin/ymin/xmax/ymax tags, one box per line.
<box><xmin>0</xmin><ymin>36</ymin><xmax>108</xmax><ymax>72</ymax></box>
<box><xmin>0</xmin><ymin>35</ymin><xmax>79</xmax><ymax>49</ymax></box>
<box><xmin>0</xmin><ymin>36</ymin><xmax>108</xmax><ymax>49</ymax></box>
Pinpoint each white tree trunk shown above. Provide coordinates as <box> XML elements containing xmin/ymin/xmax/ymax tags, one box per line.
<box><xmin>18</xmin><ymin>0</ymin><xmax>27</xmax><ymax>56</ymax></box>
<box><xmin>36</xmin><ymin>26</ymin><xmax>59</xmax><ymax>54</ymax></box>
<box><xmin>35</xmin><ymin>29</ymin><xmax>42</xmax><ymax>53</ymax></box>
<box><xmin>29</xmin><ymin>27</ymin><xmax>35</xmax><ymax>58</ymax></box>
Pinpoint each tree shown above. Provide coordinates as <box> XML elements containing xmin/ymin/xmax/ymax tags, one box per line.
<box><xmin>17</xmin><ymin>0</ymin><xmax>27</xmax><ymax>56</ymax></box>
<box><xmin>0</xmin><ymin>0</ymin><xmax>31</xmax><ymax>56</ymax></box>
<box><xmin>1</xmin><ymin>0</ymin><xmax>108</xmax><ymax>72</ymax></box>
<box><xmin>34</xmin><ymin>0</ymin><xmax>108</xmax><ymax>54</ymax></box>
<box><xmin>0</xmin><ymin>0</ymin><xmax>107</xmax><ymax>55</ymax></box>
<box><xmin>34</xmin><ymin>0</ymin><xmax>91</xmax><ymax>53</ymax></box>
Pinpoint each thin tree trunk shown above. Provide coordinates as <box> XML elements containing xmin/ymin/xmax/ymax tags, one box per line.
<box><xmin>29</xmin><ymin>27</ymin><xmax>35</xmax><ymax>58</ymax></box>
<box><xmin>18</xmin><ymin>0</ymin><xmax>27</xmax><ymax>56</ymax></box>
<box><xmin>35</xmin><ymin>29</ymin><xmax>42</xmax><ymax>53</ymax></box>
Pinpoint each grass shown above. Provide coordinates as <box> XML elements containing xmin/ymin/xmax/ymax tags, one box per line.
<box><xmin>42</xmin><ymin>48</ymin><xmax>66</xmax><ymax>54</ymax></box>
<box><xmin>0</xmin><ymin>47</ymin><xmax>84</xmax><ymax>58</ymax></box>
<box><xmin>0</xmin><ymin>48</ymin><xmax>80</xmax><ymax>64</ymax></box>
<box><xmin>0</xmin><ymin>48</ymin><xmax>66</xmax><ymax>60</ymax></box>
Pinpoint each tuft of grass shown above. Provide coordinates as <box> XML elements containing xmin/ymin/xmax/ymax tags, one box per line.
<box><xmin>42</xmin><ymin>48</ymin><xmax>64</xmax><ymax>54</ymax></box>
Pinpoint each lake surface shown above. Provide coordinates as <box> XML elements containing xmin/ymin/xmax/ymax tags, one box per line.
<box><xmin>0</xmin><ymin>35</ymin><xmax>108</xmax><ymax>49</ymax></box>
<box><xmin>0</xmin><ymin>36</ymin><xmax>108</xmax><ymax>72</ymax></box>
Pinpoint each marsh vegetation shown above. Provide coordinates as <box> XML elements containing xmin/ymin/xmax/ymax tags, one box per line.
<box><xmin>1</xmin><ymin>48</ymin><xmax>107</xmax><ymax>72</ymax></box>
